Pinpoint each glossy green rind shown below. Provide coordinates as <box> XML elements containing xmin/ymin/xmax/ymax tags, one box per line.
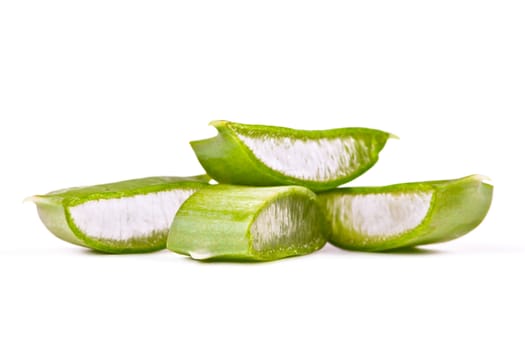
<box><xmin>29</xmin><ymin>176</ymin><xmax>210</xmax><ymax>253</ymax></box>
<box><xmin>167</xmin><ymin>185</ymin><xmax>328</xmax><ymax>261</ymax></box>
<box><xmin>317</xmin><ymin>175</ymin><xmax>493</xmax><ymax>251</ymax></box>
<box><xmin>191</xmin><ymin>120</ymin><xmax>393</xmax><ymax>191</ymax></box>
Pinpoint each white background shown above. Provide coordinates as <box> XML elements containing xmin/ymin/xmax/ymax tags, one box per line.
<box><xmin>1</xmin><ymin>1</ymin><xmax>524</xmax><ymax>349</ymax></box>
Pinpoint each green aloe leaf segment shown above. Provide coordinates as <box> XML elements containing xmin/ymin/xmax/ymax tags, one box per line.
<box><xmin>191</xmin><ymin>120</ymin><xmax>394</xmax><ymax>191</ymax></box>
<box><xmin>167</xmin><ymin>185</ymin><xmax>328</xmax><ymax>261</ymax></box>
<box><xmin>28</xmin><ymin>176</ymin><xmax>210</xmax><ymax>253</ymax></box>
<box><xmin>317</xmin><ymin>175</ymin><xmax>493</xmax><ymax>251</ymax></box>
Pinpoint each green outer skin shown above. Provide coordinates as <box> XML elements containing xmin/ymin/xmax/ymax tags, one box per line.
<box><xmin>317</xmin><ymin>175</ymin><xmax>493</xmax><ymax>251</ymax></box>
<box><xmin>30</xmin><ymin>175</ymin><xmax>210</xmax><ymax>253</ymax></box>
<box><xmin>190</xmin><ymin>120</ymin><xmax>393</xmax><ymax>191</ymax></box>
<box><xmin>167</xmin><ymin>185</ymin><xmax>328</xmax><ymax>261</ymax></box>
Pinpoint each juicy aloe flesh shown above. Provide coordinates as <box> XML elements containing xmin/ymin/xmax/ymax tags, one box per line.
<box><xmin>317</xmin><ymin>175</ymin><xmax>493</xmax><ymax>251</ymax></box>
<box><xmin>29</xmin><ymin>176</ymin><xmax>209</xmax><ymax>253</ymax></box>
<box><xmin>191</xmin><ymin>120</ymin><xmax>394</xmax><ymax>191</ymax></box>
<box><xmin>168</xmin><ymin>185</ymin><xmax>328</xmax><ymax>261</ymax></box>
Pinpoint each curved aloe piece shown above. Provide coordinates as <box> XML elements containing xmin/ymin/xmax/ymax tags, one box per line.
<box><xmin>28</xmin><ymin>176</ymin><xmax>210</xmax><ymax>253</ymax></box>
<box><xmin>317</xmin><ymin>175</ymin><xmax>493</xmax><ymax>251</ymax></box>
<box><xmin>168</xmin><ymin>185</ymin><xmax>328</xmax><ymax>261</ymax></box>
<box><xmin>191</xmin><ymin>120</ymin><xmax>394</xmax><ymax>191</ymax></box>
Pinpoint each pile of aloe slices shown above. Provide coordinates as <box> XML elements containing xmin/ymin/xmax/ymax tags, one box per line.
<box><xmin>29</xmin><ymin>120</ymin><xmax>493</xmax><ymax>260</ymax></box>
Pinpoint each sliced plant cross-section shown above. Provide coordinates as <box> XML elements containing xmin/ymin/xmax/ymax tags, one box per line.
<box><xmin>317</xmin><ymin>175</ymin><xmax>493</xmax><ymax>251</ymax></box>
<box><xmin>28</xmin><ymin>176</ymin><xmax>209</xmax><ymax>253</ymax></box>
<box><xmin>191</xmin><ymin>120</ymin><xmax>394</xmax><ymax>191</ymax></box>
<box><xmin>167</xmin><ymin>185</ymin><xmax>328</xmax><ymax>261</ymax></box>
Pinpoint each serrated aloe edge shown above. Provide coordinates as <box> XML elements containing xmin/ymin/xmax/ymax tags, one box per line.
<box><xmin>167</xmin><ymin>185</ymin><xmax>328</xmax><ymax>261</ymax></box>
<box><xmin>27</xmin><ymin>176</ymin><xmax>210</xmax><ymax>253</ymax></box>
<box><xmin>190</xmin><ymin>120</ymin><xmax>395</xmax><ymax>191</ymax></box>
<box><xmin>317</xmin><ymin>175</ymin><xmax>493</xmax><ymax>251</ymax></box>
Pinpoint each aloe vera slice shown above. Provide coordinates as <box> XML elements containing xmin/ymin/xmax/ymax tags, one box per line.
<box><xmin>167</xmin><ymin>185</ymin><xmax>328</xmax><ymax>261</ymax></box>
<box><xmin>28</xmin><ymin>176</ymin><xmax>209</xmax><ymax>253</ymax></box>
<box><xmin>317</xmin><ymin>175</ymin><xmax>493</xmax><ymax>251</ymax></box>
<box><xmin>191</xmin><ymin>120</ymin><xmax>394</xmax><ymax>191</ymax></box>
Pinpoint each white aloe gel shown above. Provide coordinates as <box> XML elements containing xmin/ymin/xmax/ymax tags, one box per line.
<box><xmin>237</xmin><ymin>134</ymin><xmax>369</xmax><ymax>181</ymax></box>
<box><xmin>69</xmin><ymin>189</ymin><xmax>196</xmax><ymax>241</ymax></box>
<box><xmin>325</xmin><ymin>192</ymin><xmax>432</xmax><ymax>237</ymax></box>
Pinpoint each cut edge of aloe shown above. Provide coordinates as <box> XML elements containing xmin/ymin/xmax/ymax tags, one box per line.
<box><xmin>167</xmin><ymin>185</ymin><xmax>328</xmax><ymax>261</ymax></box>
<box><xmin>28</xmin><ymin>175</ymin><xmax>210</xmax><ymax>253</ymax></box>
<box><xmin>317</xmin><ymin>174</ymin><xmax>493</xmax><ymax>251</ymax></box>
<box><xmin>190</xmin><ymin>120</ymin><xmax>395</xmax><ymax>191</ymax></box>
